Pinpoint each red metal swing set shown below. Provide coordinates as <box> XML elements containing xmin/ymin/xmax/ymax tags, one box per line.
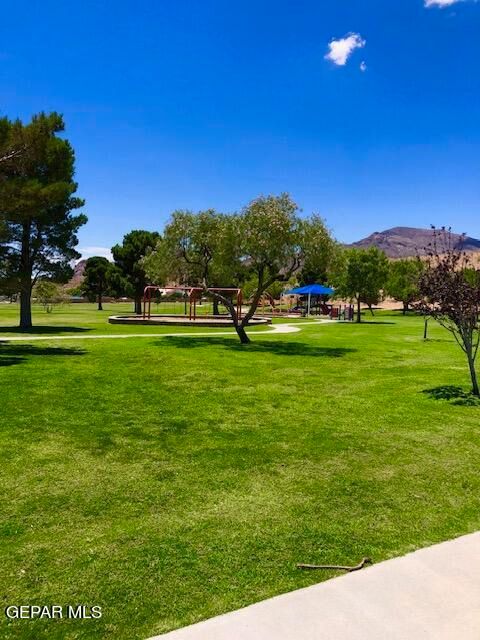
<box><xmin>142</xmin><ymin>285</ymin><xmax>243</xmax><ymax>321</ymax></box>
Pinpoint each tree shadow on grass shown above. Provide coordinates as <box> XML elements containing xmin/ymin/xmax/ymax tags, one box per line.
<box><xmin>158</xmin><ymin>336</ymin><xmax>356</xmax><ymax>358</ymax></box>
<box><xmin>0</xmin><ymin>343</ymin><xmax>86</xmax><ymax>367</ymax></box>
<box><xmin>355</xmin><ymin>321</ymin><xmax>396</xmax><ymax>326</ymax></box>
<box><xmin>0</xmin><ymin>325</ymin><xmax>91</xmax><ymax>334</ymax></box>
<box><xmin>422</xmin><ymin>385</ymin><xmax>480</xmax><ymax>406</ymax></box>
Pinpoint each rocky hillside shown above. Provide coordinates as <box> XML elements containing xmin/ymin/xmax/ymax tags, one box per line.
<box><xmin>350</xmin><ymin>227</ymin><xmax>480</xmax><ymax>258</ymax></box>
<box><xmin>68</xmin><ymin>259</ymin><xmax>87</xmax><ymax>288</ymax></box>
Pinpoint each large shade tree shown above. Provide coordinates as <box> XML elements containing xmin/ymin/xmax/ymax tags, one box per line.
<box><xmin>299</xmin><ymin>215</ymin><xmax>339</xmax><ymax>286</ymax></box>
<box><xmin>233</xmin><ymin>194</ymin><xmax>304</xmax><ymax>342</ymax></box>
<box><xmin>334</xmin><ymin>247</ymin><xmax>389</xmax><ymax>323</ymax></box>
<box><xmin>145</xmin><ymin>194</ymin><xmax>337</xmax><ymax>344</ymax></box>
<box><xmin>151</xmin><ymin>209</ymin><xmax>243</xmax><ymax>315</ymax></box>
<box><xmin>144</xmin><ymin>208</ymin><xmax>250</xmax><ymax>342</ymax></box>
<box><xmin>0</xmin><ymin>112</ymin><xmax>86</xmax><ymax>328</ymax></box>
<box><xmin>415</xmin><ymin>229</ymin><xmax>480</xmax><ymax>397</ymax></box>
<box><xmin>112</xmin><ymin>230</ymin><xmax>160</xmax><ymax>314</ymax></box>
<box><xmin>0</xmin><ymin>125</ymin><xmax>17</xmax><ymax>296</ymax></box>
<box><xmin>0</xmin><ymin>218</ymin><xmax>10</xmax><ymax>292</ymax></box>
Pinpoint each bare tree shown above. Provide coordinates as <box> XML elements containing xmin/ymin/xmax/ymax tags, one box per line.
<box><xmin>415</xmin><ymin>228</ymin><xmax>480</xmax><ymax>396</ymax></box>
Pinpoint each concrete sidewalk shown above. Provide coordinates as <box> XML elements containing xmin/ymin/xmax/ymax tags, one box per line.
<box><xmin>149</xmin><ymin>532</ymin><xmax>480</xmax><ymax>640</ymax></box>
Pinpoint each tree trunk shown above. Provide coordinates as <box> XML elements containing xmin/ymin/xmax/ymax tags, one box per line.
<box><xmin>356</xmin><ymin>299</ymin><xmax>361</xmax><ymax>323</ymax></box>
<box><xmin>19</xmin><ymin>221</ymin><xmax>32</xmax><ymax>329</ymax></box>
<box><xmin>206</xmin><ymin>267</ymin><xmax>283</xmax><ymax>345</ymax></box>
<box><xmin>98</xmin><ymin>293</ymin><xmax>103</xmax><ymax>311</ymax></box>
<box><xmin>236</xmin><ymin>322</ymin><xmax>251</xmax><ymax>344</ymax></box>
<box><xmin>20</xmin><ymin>286</ymin><xmax>32</xmax><ymax>329</ymax></box>
<box><xmin>403</xmin><ymin>301</ymin><xmax>408</xmax><ymax>315</ymax></box>
<box><xmin>134</xmin><ymin>297</ymin><xmax>142</xmax><ymax>315</ymax></box>
<box><xmin>368</xmin><ymin>304</ymin><xmax>375</xmax><ymax>316</ymax></box>
<box><xmin>209</xmin><ymin>290</ymin><xmax>251</xmax><ymax>344</ymax></box>
<box><xmin>466</xmin><ymin>347</ymin><xmax>479</xmax><ymax>397</ymax></box>
<box><xmin>213</xmin><ymin>298</ymin><xmax>220</xmax><ymax>316</ymax></box>
<box><xmin>423</xmin><ymin>317</ymin><xmax>429</xmax><ymax>340</ymax></box>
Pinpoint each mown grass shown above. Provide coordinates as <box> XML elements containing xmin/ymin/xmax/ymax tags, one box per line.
<box><xmin>0</xmin><ymin>302</ymin><xmax>250</xmax><ymax>336</ymax></box>
<box><xmin>1</xmin><ymin>305</ymin><xmax>479</xmax><ymax>639</ymax></box>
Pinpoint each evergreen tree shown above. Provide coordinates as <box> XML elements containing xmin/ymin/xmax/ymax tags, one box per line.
<box><xmin>82</xmin><ymin>256</ymin><xmax>118</xmax><ymax>311</ymax></box>
<box><xmin>0</xmin><ymin>113</ymin><xmax>86</xmax><ymax>328</ymax></box>
<box><xmin>112</xmin><ymin>230</ymin><xmax>160</xmax><ymax>315</ymax></box>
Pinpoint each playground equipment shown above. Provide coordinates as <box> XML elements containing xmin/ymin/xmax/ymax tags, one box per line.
<box><xmin>330</xmin><ymin>305</ymin><xmax>355</xmax><ymax>321</ymax></box>
<box><xmin>285</xmin><ymin>283</ymin><xmax>354</xmax><ymax>321</ymax></box>
<box><xmin>287</xmin><ymin>284</ymin><xmax>334</xmax><ymax>315</ymax></box>
<box><xmin>254</xmin><ymin>292</ymin><xmax>278</xmax><ymax>317</ymax></box>
<box><xmin>142</xmin><ymin>286</ymin><xmax>243</xmax><ymax>321</ymax></box>
<box><xmin>108</xmin><ymin>285</ymin><xmax>271</xmax><ymax>327</ymax></box>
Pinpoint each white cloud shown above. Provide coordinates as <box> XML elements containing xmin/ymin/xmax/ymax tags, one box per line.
<box><xmin>360</xmin><ymin>61</ymin><xmax>367</xmax><ymax>72</ymax></box>
<box><xmin>79</xmin><ymin>246</ymin><xmax>113</xmax><ymax>261</ymax></box>
<box><xmin>425</xmin><ymin>0</ymin><xmax>462</xmax><ymax>7</ymax></box>
<box><xmin>325</xmin><ymin>33</ymin><xmax>366</xmax><ymax>66</ymax></box>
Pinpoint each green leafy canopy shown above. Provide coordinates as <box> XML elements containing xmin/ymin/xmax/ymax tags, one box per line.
<box><xmin>0</xmin><ymin>112</ymin><xmax>87</xmax><ymax>327</ymax></box>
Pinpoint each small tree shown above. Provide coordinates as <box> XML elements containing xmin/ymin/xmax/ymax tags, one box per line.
<box><xmin>386</xmin><ymin>259</ymin><xmax>423</xmax><ymax>314</ymax></box>
<box><xmin>33</xmin><ymin>280</ymin><xmax>65</xmax><ymax>313</ymax></box>
<box><xmin>415</xmin><ymin>230</ymin><xmax>480</xmax><ymax>397</ymax></box>
<box><xmin>334</xmin><ymin>247</ymin><xmax>389</xmax><ymax>323</ymax></box>
<box><xmin>112</xmin><ymin>230</ymin><xmax>160</xmax><ymax>314</ymax></box>
<box><xmin>82</xmin><ymin>256</ymin><xmax>117</xmax><ymax>310</ymax></box>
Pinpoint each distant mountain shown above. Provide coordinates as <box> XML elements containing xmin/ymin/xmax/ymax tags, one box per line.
<box><xmin>67</xmin><ymin>259</ymin><xmax>87</xmax><ymax>288</ymax></box>
<box><xmin>350</xmin><ymin>227</ymin><xmax>480</xmax><ymax>258</ymax></box>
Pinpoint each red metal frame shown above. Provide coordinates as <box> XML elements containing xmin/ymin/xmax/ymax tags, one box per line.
<box><xmin>142</xmin><ymin>286</ymin><xmax>243</xmax><ymax>320</ymax></box>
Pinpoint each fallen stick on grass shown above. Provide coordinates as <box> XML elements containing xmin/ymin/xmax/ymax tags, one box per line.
<box><xmin>297</xmin><ymin>557</ymin><xmax>372</xmax><ymax>572</ymax></box>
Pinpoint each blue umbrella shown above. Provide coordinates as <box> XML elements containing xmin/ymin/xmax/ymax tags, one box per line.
<box><xmin>286</xmin><ymin>284</ymin><xmax>335</xmax><ymax>315</ymax></box>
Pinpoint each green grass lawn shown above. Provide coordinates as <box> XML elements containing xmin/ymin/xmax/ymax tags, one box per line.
<box><xmin>1</xmin><ymin>304</ymin><xmax>479</xmax><ymax>639</ymax></box>
<box><xmin>0</xmin><ymin>302</ymin><xmax>257</xmax><ymax>336</ymax></box>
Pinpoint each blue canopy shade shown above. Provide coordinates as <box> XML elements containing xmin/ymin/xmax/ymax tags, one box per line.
<box><xmin>287</xmin><ymin>284</ymin><xmax>334</xmax><ymax>295</ymax></box>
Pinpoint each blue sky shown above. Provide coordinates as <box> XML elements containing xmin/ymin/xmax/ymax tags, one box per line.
<box><xmin>1</xmin><ymin>0</ymin><xmax>480</xmax><ymax>258</ymax></box>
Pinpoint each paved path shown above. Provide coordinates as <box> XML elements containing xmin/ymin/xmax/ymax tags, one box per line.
<box><xmin>0</xmin><ymin>320</ymin><xmax>331</xmax><ymax>342</ymax></box>
<box><xmin>148</xmin><ymin>531</ymin><xmax>480</xmax><ymax>640</ymax></box>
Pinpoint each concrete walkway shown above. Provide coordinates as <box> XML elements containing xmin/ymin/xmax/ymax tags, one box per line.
<box><xmin>149</xmin><ymin>532</ymin><xmax>480</xmax><ymax>640</ymax></box>
<box><xmin>0</xmin><ymin>320</ymin><xmax>331</xmax><ymax>342</ymax></box>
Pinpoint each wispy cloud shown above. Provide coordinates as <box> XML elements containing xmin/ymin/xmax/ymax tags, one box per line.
<box><xmin>360</xmin><ymin>61</ymin><xmax>367</xmax><ymax>72</ymax></box>
<box><xmin>79</xmin><ymin>246</ymin><xmax>113</xmax><ymax>261</ymax></box>
<box><xmin>325</xmin><ymin>33</ymin><xmax>366</xmax><ymax>67</ymax></box>
<box><xmin>425</xmin><ymin>0</ymin><xmax>463</xmax><ymax>7</ymax></box>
